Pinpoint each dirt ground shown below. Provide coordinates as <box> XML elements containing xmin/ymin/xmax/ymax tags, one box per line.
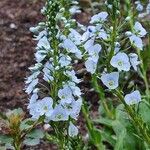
<box><xmin>0</xmin><ymin>0</ymin><xmax>44</xmax><ymax>112</ymax></box>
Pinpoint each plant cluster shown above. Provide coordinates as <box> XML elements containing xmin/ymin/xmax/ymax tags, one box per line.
<box><xmin>1</xmin><ymin>0</ymin><xmax>150</xmax><ymax>150</ymax></box>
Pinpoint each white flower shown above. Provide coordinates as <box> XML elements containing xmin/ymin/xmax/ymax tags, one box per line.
<box><xmin>124</xmin><ymin>90</ymin><xmax>141</xmax><ymax>105</ymax></box>
<box><xmin>134</xmin><ymin>22</ymin><xmax>147</xmax><ymax>37</ymax></box>
<box><xmin>110</xmin><ymin>52</ymin><xmax>131</xmax><ymax>71</ymax></box>
<box><xmin>85</xmin><ymin>58</ymin><xmax>97</xmax><ymax>74</ymax></box>
<box><xmin>65</xmin><ymin>70</ymin><xmax>81</xmax><ymax>83</ymax></box>
<box><xmin>58</xmin><ymin>86</ymin><xmax>74</xmax><ymax>103</ymax></box>
<box><xmin>68</xmin><ymin>122</ymin><xmax>78</xmax><ymax>137</ymax></box>
<box><xmin>49</xmin><ymin>105</ymin><xmax>69</xmax><ymax>121</ymax></box>
<box><xmin>25</xmin><ymin>78</ymin><xmax>39</xmax><ymax>94</ymax></box>
<box><xmin>90</xmin><ymin>12</ymin><xmax>108</xmax><ymax>23</ymax></box>
<box><xmin>129</xmin><ymin>34</ymin><xmax>143</xmax><ymax>50</ymax></box>
<box><xmin>129</xmin><ymin>53</ymin><xmax>140</xmax><ymax>71</ymax></box>
<box><xmin>59</xmin><ymin>54</ymin><xmax>71</xmax><ymax>67</ymax></box>
<box><xmin>101</xmin><ymin>72</ymin><xmax>119</xmax><ymax>89</ymax></box>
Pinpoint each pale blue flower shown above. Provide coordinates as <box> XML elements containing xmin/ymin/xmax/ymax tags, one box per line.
<box><xmin>68</xmin><ymin>122</ymin><xmax>78</xmax><ymax>137</ymax></box>
<box><xmin>25</xmin><ymin>71</ymin><xmax>40</xmax><ymax>84</ymax></box>
<box><xmin>59</xmin><ymin>54</ymin><xmax>71</xmax><ymax>67</ymax></box>
<box><xmin>98</xmin><ymin>29</ymin><xmax>109</xmax><ymax>40</ymax></box>
<box><xmin>69</xmin><ymin>6</ymin><xmax>81</xmax><ymax>15</ymax></box>
<box><xmin>67</xmin><ymin>82</ymin><xmax>82</xmax><ymax>97</ymax></box>
<box><xmin>124</xmin><ymin>90</ymin><xmax>141</xmax><ymax>105</ymax></box>
<box><xmin>28</xmin><ymin>93</ymin><xmax>38</xmax><ymax>109</ymax></box>
<box><xmin>85</xmin><ymin>58</ymin><xmax>97</xmax><ymax>74</ymax></box>
<box><xmin>86</xmin><ymin>44</ymin><xmax>102</xmax><ymax>61</ymax></box>
<box><xmin>82</xmin><ymin>26</ymin><xmax>96</xmax><ymax>41</ymax></box>
<box><xmin>25</xmin><ymin>78</ymin><xmax>38</xmax><ymax>94</ymax></box>
<box><xmin>61</xmin><ymin>98</ymin><xmax>82</xmax><ymax>120</ymax></box>
<box><xmin>136</xmin><ymin>3</ymin><xmax>143</xmax><ymax>12</ymax></box>
<box><xmin>134</xmin><ymin>22</ymin><xmax>147</xmax><ymax>37</ymax></box>
<box><xmin>65</xmin><ymin>70</ymin><xmax>81</xmax><ymax>83</ymax></box>
<box><xmin>35</xmin><ymin>30</ymin><xmax>47</xmax><ymax>40</ymax></box>
<box><xmin>58</xmin><ymin>86</ymin><xmax>74</xmax><ymax>103</ymax></box>
<box><xmin>101</xmin><ymin>72</ymin><xmax>119</xmax><ymax>89</ymax></box>
<box><xmin>38</xmin><ymin>97</ymin><xmax>53</xmax><ymax>117</ymax></box>
<box><xmin>37</xmin><ymin>36</ymin><xmax>50</xmax><ymax>50</ymax></box>
<box><xmin>29</xmin><ymin>63</ymin><xmax>42</xmax><ymax>71</ymax></box>
<box><xmin>35</xmin><ymin>51</ymin><xmax>46</xmax><ymax>62</ymax></box>
<box><xmin>129</xmin><ymin>34</ymin><xmax>143</xmax><ymax>50</ymax></box>
<box><xmin>49</xmin><ymin>105</ymin><xmax>69</xmax><ymax>121</ymax></box>
<box><xmin>29</xmin><ymin>97</ymin><xmax>53</xmax><ymax>119</ymax></box>
<box><xmin>29</xmin><ymin>102</ymin><xmax>41</xmax><ymax>119</ymax></box>
<box><xmin>43</xmin><ymin>61</ymin><xmax>54</xmax><ymax>82</ymax></box>
<box><xmin>68</xmin><ymin>29</ymin><xmax>82</xmax><ymax>45</ymax></box>
<box><xmin>110</xmin><ymin>52</ymin><xmax>131</xmax><ymax>71</ymax></box>
<box><xmin>90</xmin><ymin>12</ymin><xmax>108</xmax><ymax>24</ymax></box>
<box><xmin>129</xmin><ymin>53</ymin><xmax>140</xmax><ymax>71</ymax></box>
<box><xmin>63</xmin><ymin>39</ymin><xmax>82</xmax><ymax>59</ymax></box>
<box><xmin>114</xmin><ymin>42</ymin><xmax>120</xmax><ymax>53</ymax></box>
<box><xmin>83</xmin><ymin>38</ymin><xmax>94</xmax><ymax>50</ymax></box>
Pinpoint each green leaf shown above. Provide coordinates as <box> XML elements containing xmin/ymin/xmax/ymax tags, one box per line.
<box><xmin>94</xmin><ymin>117</ymin><xmax>113</xmax><ymax>127</ymax></box>
<box><xmin>112</xmin><ymin>120</ymin><xmax>126</xmax><ymax>136</ymax></box>
<box><xmin>100</xmin><ymin>129</ymin><xmax>116</xmax><ymax>147</ymax></box>
<box><xmin>114</xmin><ymin>130</ymin><xmax>126</xmax><ymax>150</ymax></box>
<box><xmin>20</xmin><ymin>119</ymin><xmax>35</xmax><ymax>131</ymax></box>
<box><xmin>26</xmin><ymin>129</ymin><xmax>44</xmax><ymax>139</ymax></box>
<box><xmin>139</xmin><ymin>102</ymin><xmax>150</xmax><ymax>124</ymax></box>
<box><xmin>45</xmin><ymin>133</ymin><xmax>59</xmax><ymax>144</ymax></box>
<box><xmin>23</xmin><ymin>138</ymin><xmax>40</xmax><ymax>146</ymax></box>
<box><xmin>0</xmin><ymin>135</ymin><xmax>13</xmax><ymax>144</ymax></box>
<box><xmin>90</xmin><ymin>128</ymin><xmax>102</xmax><ymax>144</ymax></box>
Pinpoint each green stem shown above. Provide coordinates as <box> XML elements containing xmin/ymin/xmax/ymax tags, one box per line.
<box><xmin>137</xmin><ymin>49</ymin><xmax>150</xmax><ymax>101</ymax></box>
<box><xmin>82</xmin><ymin>102</ymin><xmax>104</xmax><ymax>150</ymax></box>
<box><xmin>92</xmin><ymin>74</ymin><xmax>114</xmax><ymax>119</ymax></box>
<box><xmin>126</xmin><ymin>0</ymin><xmax>150</xmax><ymax>101</ymax></box>
<box><xmin>115</xmin><ymin>90</ymin><xmax>150</xmax><ymax>145</ymax></box>
<box><xmin>107</xmin><ymin>1</ymin><xmax>118</xmax><ymax>71</ymax></box>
